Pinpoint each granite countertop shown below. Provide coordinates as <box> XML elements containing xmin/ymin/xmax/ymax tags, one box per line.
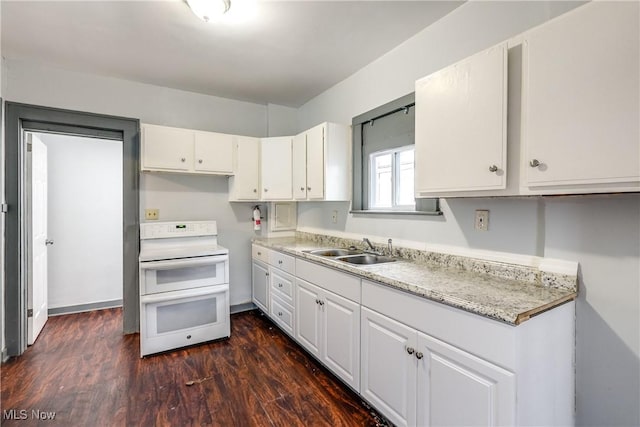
<box><xmin>252</xmin><ymin>235</ymin><xmax>578</xmax><ymax>326</ymax></box>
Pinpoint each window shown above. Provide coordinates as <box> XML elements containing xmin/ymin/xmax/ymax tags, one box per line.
<box><xmin>369</xmin><ymin>146</ymin><xmax>414</xmax><ymax>210</ymax></box>
<box><xmin>351</xmin><ymin>93</ymin><xmax>439</xmax><ymax>215</ymax></box>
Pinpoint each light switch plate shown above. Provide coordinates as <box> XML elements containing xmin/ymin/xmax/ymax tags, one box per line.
<box><xmin>475</xmin><ymin>210</ymin><xmax>489</xmax><ymax>231</ymax></box>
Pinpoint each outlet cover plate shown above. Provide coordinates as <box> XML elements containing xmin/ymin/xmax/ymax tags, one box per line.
<box><xmin>145</xmin><ymin>209</ymin><xmax>159</xmax><ymax>220</ymax></box>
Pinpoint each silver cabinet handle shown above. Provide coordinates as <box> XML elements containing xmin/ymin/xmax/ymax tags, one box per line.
<box><xmin>264</xmin><ymin>188</ymin><xmax>268</xmax><ymax>192</ymax></box>
<box><xmin>198</xmin><ymin>159</ymin><xmax>203</xmax><ymax>164</ymax></box>
<box><xmin>278</xmin><ymin>312</ymin><xmax>283</xmax><ymax>317</ymax></box>
<box><xmin>278</xmin><ymin>283</ymin><xmax>283</xmax><ymax>288</ymax></box>
<box><xmin>488</xmin><ymin>165</ymin><xmax>498</xmax><ymax>172</ymax></box>
<box><xmin>406</xmin><ymin>346</ymin><xmax>414</xmax><ymax>355</ymax></box>
<box><xmin>529</xmin><ymin>159</ymin><xmax>541</xmax><ymax>168</ymax></box>
<box><xmin>307</xmin><ymin>186</ymin><xmax>311</xmax><ymax>191</ymax></box>
<box><xmin>265</xmin><ymin>272</ymin><xmax>269</xmax><ymax>277</ymax></box>
<box><xmin>278</xmin><ymin>260</ymin><xmax>283</xmax><ymax>265</ymax></box>
<box><xmin>300</xmin><ymin>187</ymin><xmax>305</xmax><ymax>191</ymax></box>
<box><xmin>315</xmin><ymin>299</ymin><xmax>320</xmax><ymax>305</ymax></box>
<box><xmin>181</xmin><ymin>157</ymin><xmax>186</xmax><ymax>162</ymax></box>
<box><xmin>253</xmin><ymin>189</ymin><xmax>257</xmax><ymax>193</ymax></box>
<box><xmin>415</xmin><ymin>352</ymin><xmax>424</xmax><ymax>360</ymax></box>
<box><xmin>45</xmin><ymin>239</ymin><xmax>54</xmax><ymax>246</ymax></box>
<box><xmin>319</xmin><ymin>300</ymin><xmax>325</xmax><ymax>306</ymax></box>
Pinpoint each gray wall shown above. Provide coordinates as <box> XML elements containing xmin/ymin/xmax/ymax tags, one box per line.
<box><xmin>296</xmin><ymin>2</ymin><xmax>639</xmax><ymax>426</ymax></box>
<box><xmin>2</xmin><ymin>60</ymin><xmax>279</xmax><ymax>312</ymax></box>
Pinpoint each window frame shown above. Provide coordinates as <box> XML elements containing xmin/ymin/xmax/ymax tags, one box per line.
<box><xmin>350</xmin><ymin>92</ymin><xmax>441</xmax><ymax>216</ymax></box>
<box><xmin>368</xmin><ymin>145</ymin><xmax>415</xmax><ymax>211</ymax></box>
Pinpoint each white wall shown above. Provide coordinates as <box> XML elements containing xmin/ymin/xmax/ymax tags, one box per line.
<box><xmin>39</xmin><ymin>133</ymin><xmax>123</xmax><ymax>309</ymax></box>
<box><xmin>296</xmin><ymin>2</ymin><xmax>639</xmax><ymax>426</ymax></box>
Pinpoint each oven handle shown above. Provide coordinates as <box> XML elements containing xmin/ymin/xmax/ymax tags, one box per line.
<box><xmin>139</xmin><ymin>255</ymin><xmax>229</xmax><ymax>271</ymax></box>
<box><xmin>140</xmin><ymin>285</ymin><xmax>229</xmax><ymax>304</ymax></box>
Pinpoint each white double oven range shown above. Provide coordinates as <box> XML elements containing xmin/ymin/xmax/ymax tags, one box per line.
<box><xmin>138</xmin><ymin>221</ymin><xmax>230</xmax><ymax>357</ymax></box>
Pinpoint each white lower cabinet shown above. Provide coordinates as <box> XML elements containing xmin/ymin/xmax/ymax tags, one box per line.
<box><xmin>251</xmin><ymin>260</ymin><xmax>269</xmax><ymax>313</ymax></box>
<box><xmin>251</xmin><ymin>247</ymin><xmax>574</xmax><ymax>427</ymax></box>
<box><xmin>361</xmin><ymin>307</ymin><xmax>515</xmax><ymax>427</ymax></box>
<box><xmin>295</xmin><ymin>277</ymin><xmax>360</xmax><ymax>391</ymax></box>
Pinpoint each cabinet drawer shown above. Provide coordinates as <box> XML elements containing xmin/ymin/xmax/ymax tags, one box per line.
<box><xmin>296</xmin><ymin>259</ymin><xmax>361</xmax><ymax>303</ymax></box>
<box><xmin>252</xmin><ymin>245</ymin><xmax>269</xmax><ymax>263</ymax></box>
<box><xmin>271</xmin><ymin>269</ymin><xmax>294</xmax><ymax>304</ymax></box>
<box><xmin>271</xmin><ymin>294</ymin><xmax>294</xmax><ymax>336</ymax></box>
<box><xmin>269</xmin><ymin>251</ymin><xmax>295</xmax><ymax>274</ymax></box>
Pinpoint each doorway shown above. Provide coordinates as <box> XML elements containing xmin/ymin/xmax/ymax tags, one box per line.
<box><xmin>4</xmin><ymin>103</ymin><xmax>139</xmax><ymax>357</ymax></box>
<box><xmin>26</xmin><ymin>131</ymin><xmax>124</xmax><ymax>344</ymax></box>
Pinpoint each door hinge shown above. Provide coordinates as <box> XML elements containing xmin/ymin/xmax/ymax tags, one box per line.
<box><xmin>1</xmin><ymin>203</ymin><xmax>7</xmax><ymax>213</ymax></box>
<box><xmin>27</xmin><ymin>142</ymin><xmax>33</xmax><ymax>152</ymax></box>
<box><xmin>27</xmin><ymin>309</ymin><xmax>33</xmax><ymax>318</ymax></box>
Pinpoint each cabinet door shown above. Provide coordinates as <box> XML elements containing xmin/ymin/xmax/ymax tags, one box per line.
<box><xmin>232</xmin><ymin>136</ymin><xmax>260</xmax><ymax>200</ymax></box>
<box><xmin>261</xmin><ymin>137</ymin><xmax>293</xmax><ymax>200</ymax></box>
<box><xmin>194</xmin><ymin>131</ymin><xmax>234</xmax><ymax>174</ymax></box>
<box><xmin>295</xmin><ymin>278</ymin><xmax>322</xmax><ymax>359</ymax></box>
<box><xmin>415</xmin><ymin>45</ymin><xmax>507</xmax><ymax>194</ymax></box>
<box><xmin>306</xmin><ymin>123</ymin><xmax>325</xmax><ymax>199</ymax></box>
<box><xmin>416</xmin><ymin>332</ymin><xmax>515</xmax><ymax>427</ymax></box>
<box><xmin>292</xmin><ymin>132</ymin><xmax>307</xmax><ymax>200</ymax></box>
<box><xmin>322</xmin><ymin>290</ymin><xmax>360</xmax><ymax>391</ymax></box>
<box><xmin>251</xmin><ymin>261</ymin><xmax>269</xmax><ymax>313</ymax></box>
<box><xmin>523</xmin><ymin>2</ymin><xmax>639</xmax><ymax>190</ymax></box>
<box><xmin>142</xmin><ymin>124</ymin><xmax>193</xmax><ymax>171</ymax></box>
<box><xmin>361</xmin><ymin>307</ymin><xmax>417</xmax><ymax>427</ymax></box>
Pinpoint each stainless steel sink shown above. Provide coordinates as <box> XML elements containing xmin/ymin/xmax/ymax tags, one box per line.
<box><xmin>336</xmin><ymin>254</ymin><xmax>396</xmax><ymax>265</ymax></box>
<box><xmin>306</xmin><ymin>248</ymin><xmax>364</xmax><ymax>257</ymax></box>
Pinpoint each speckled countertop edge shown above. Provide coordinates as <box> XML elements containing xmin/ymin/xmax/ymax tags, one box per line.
<box><xmin>252</xmin><ymin>235</ymin><xmax>578</xmax><ymax>326</ymax></box>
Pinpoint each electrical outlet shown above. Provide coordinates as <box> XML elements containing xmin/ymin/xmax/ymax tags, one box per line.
<box><xmin>331</xmin><ymin>210</ymin><xmax>338</xmax><ymax>224</ymax></box>
<box><xmin>145</xmin><ymin>209</ymin><xmax>159</xmax><ymax>220</ymax></box>
<box><xmin>475</xmin><ymin>210</ymin><xmax>489</xmax><ymax>231</ymax></box>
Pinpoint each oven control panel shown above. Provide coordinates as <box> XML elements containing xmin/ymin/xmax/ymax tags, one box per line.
<box><xmin>141</xmin><ymin>221</ymin><xmax>218</xmax><ymax>239</ymax></box>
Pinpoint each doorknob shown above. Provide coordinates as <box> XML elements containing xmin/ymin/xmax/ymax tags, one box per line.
<box><xmin>45</xmin><ymin>239</ymin><xmax>54</xmax><ymax>246</ymax></box>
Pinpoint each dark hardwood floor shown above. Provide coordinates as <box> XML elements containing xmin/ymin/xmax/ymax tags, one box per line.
<box><xmin>1</xmin><ymin>308</ymin><xmax>387</xmax><ymax>426</ymax></box>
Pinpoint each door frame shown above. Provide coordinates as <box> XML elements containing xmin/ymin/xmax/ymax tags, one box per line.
<box><xmin>4</xmin><ymin>102</ymin><xmax>140</xmax><ymax>357</ymax></box>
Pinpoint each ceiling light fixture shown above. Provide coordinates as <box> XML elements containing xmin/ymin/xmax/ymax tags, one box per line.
<box><xmin>186</xmin><ymin>0</ymin><xmax>231</xmax><ymax>23</ymax></box>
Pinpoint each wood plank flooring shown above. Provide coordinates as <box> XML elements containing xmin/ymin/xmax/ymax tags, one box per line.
<box><xmin>1</xmin><ymin>308</ymin><xmax>388</xmax><ymax>426</ymax></box>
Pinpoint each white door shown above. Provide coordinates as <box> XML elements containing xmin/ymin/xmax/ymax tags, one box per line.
<box><xmin>261</xmin><ymin>137</ymin><xmax>293</xmax><ymax>200</ymax></box>
<box><xmin>360</xmin><ymin>307</ymin><xmax>417</xmax><ymax>427</ymax></box>
<box><xmin>233</xmin><ymin>136</ymin><xmax>260</xmax><ymax>200</ymax></box>
<box><xmin>292</xmin><ymin>132</ymin><xmax>307</xmax><ymax>200</ymax></box>
<box><xmin>294</xmin><ymin>278</ymin><xmax>322</xmax><ymax>358</ymax></box>
<box><xmin>305</xmin><ymin>123</ymin><xmax>325</xmax><ymax>199</ymax></box>
<box><xmin>416</xmin><ymin>331</ymin><xmax>516</xmax><ymax>427</ymax></box>
<box><xmin>28</xmin><ymin>135</ymin><xmax>49</xmax><ymax>345</ymax></box>
<box><xmin>322</xmin><ymin>290</ymin><xmax>360</xmax><ymax>391</ymax></box>
<box><xmin>194</xmin><ymin>131</ymin><xmax>234</xmax><ymax>174</ymax></box>
<box><xmin>251</xmin><ymin>261</ymin><xmax>269</xmax><ymax>313</ymax></box>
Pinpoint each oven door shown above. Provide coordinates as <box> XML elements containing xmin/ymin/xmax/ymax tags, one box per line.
<box><xmin>140</xmin><ymin>285</ymin><xmax>230</xmax><ymax>357</ymax></box>
<box><xmin>140</xmin><ymin>255</ymin><xmax>228</xmax><ymax>294</ymax></box>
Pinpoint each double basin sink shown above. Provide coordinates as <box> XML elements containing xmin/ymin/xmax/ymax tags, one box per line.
<box><xmin>304</xmin><ymin>248</ymin><xmax>396</xmax><ymax>265</ymax></box>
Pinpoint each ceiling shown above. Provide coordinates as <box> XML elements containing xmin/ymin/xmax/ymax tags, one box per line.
<box><xmin>2</xmin><ymin>1</ymin><xmax>464</xmax><ymax>107</ymax></box>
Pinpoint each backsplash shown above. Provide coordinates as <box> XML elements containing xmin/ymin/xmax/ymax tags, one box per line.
<box><xmin>295</xmin><ymin>231</ymin><xmax>578</xmax><ymax>292</ymax></box>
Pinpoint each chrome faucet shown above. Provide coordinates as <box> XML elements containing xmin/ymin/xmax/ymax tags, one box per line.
<box><xmin>363</xmin><ymin>238</ymin><xmax>381</xmax><ymax>255</ymax></box>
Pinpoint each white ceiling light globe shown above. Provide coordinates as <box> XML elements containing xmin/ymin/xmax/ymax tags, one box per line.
<box><xmin>186</xmin><ymin>0</ymin><xmax>231</xmax><ymax>23</ymax></box>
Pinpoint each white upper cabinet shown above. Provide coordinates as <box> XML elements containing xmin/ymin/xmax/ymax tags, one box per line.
<box><xmin>292</xmin><ymin>131</ymin><xmax>308</xmax><ymax>200</ymax></box>
<box><xmin>415</xmin><ymin>45</ymin><xmax>508</xmax><ymax>195</ymax></box>
<box><xmin>193</xmin><ymin>131</ymin><xmax>234</xmax><ymax>174</ymax></box>
<box><xmin>141</xmin><ymin>124</ymin><xmax>193</xmax><ymax>172</ymax></box>
<box><xmin>261</xmin><ymin>136</ymin><xmax>293</xmax><ymax>200</ymax></box>
<box><xmin>292</xmin><ymin>122</ymin><xmax>351</xmax><ymax>201</ymax></box>
<box><xmin>141</xmin><ymin>124</ymin><xmax>235</xmax><ymax>175</ymax></box>
<box><xmin>228</xmin><ymin>136</ymin><xmax>260</xmax><ymax>201</ymax></box>
<box><xmin>522</xmin><ymin>1</ymin><xmax>640</xmax><ymax>194</ymax></box>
